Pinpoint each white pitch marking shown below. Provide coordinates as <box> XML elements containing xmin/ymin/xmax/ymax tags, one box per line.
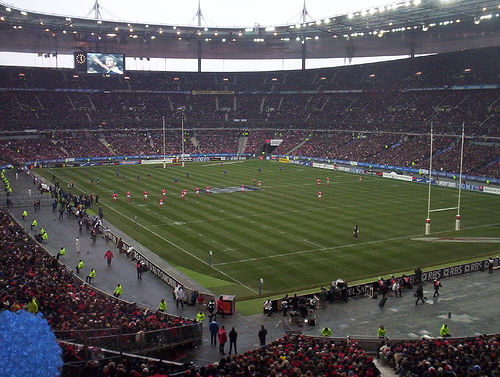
<box><xmin>303</xmin><ymin>239</ymin><xmax>323</xmax><ymax>248</ymax></box>
<box><xmin>211</xmin><ymin>222</ymin><xmax>500</xmax><ymax>266</ymax></box>
<box><xmin>50</xmin><ymin>172</ymin><xmax>258</xmax><ymax>295</ymax></box>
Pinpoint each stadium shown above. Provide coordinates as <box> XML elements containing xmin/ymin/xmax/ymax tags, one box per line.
<box><xmin>0</xmin><ymin>0</ymin><xmax>499</xmax><ymax>375</ymax></box>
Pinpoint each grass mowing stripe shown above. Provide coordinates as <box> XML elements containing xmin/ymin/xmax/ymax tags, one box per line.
<box><xmin>50</xmin><ymin>171</ymin><xmax>258</xmax><ymax>295</ymax></box>
<box><xmin>39</xmin><ymin>160</ymin><xmax>500</xmax><ymax>299</ymax></box>
<box><xmin>212</xmin><ymin>221</ymin><xmax>500</xmax><ymax>267</ymax></box>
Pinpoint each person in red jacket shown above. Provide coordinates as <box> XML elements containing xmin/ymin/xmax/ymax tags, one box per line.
<box><xmin>216</xmin><ymin>296</ymin><xmax>225</xmax><ymax>319</ymax></box>
<box><xmin>104</xmin><ymin>249</ymin><xmax>113</xmax><ymax>266</ymax></box>
<box><xmin>217</xmin><ymin>325</ymin><xmax>227</xmax><ymax>354</ymax></box>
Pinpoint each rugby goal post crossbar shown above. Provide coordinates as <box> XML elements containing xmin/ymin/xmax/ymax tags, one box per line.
<box><xmin>429</xmin><ymin>207</ymin><xmax>458</xmax><ymax>213</ymax></box>
<box><xmin>425</xmin><ymin>123</ymin><xmax>465</xmax><ymax>235</ymax></box>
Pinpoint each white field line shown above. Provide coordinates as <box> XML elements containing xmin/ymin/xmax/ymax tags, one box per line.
<box><xmin>51</xmin><ymin>172</ymin><xmax>258</xmax><ymax>294</ymax></box>
<box><xmin>303</xmin><ymin>239</ymin><xmax>323</xmax><ymax>248</ymax></box>
<box><xmin>201</xmin><ymin>161</ymin><xmax>246</xmax><ymax>166</ymax></box>
<box><xmin>212</xmin><ymin>222</ymin><xmax>500</xmax><ymax>267</ymax></box>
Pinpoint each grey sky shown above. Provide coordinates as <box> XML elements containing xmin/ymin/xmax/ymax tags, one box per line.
<box><xmin>5</xmin><ymin>0</ymin><xmax>397</xmax><ymax>27</ymax></box>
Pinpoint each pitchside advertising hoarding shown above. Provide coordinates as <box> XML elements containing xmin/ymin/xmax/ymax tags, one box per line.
<box><xmin>382</xmin><ymin>172</ymin><xmax>414</xmax><ymax>182</ymax></box>
<box><xmin>482</xmin><ymin>186</ymin><xmax>500</xmax><ymax>195</ymax></box>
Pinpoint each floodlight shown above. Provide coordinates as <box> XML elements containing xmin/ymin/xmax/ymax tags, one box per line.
<box><xmin>360</xmin><ymin>9</ymin><xmax>367</xmax><ymax>16</ymax></box>
<box><xmin>347</xmin><ymin>13</ymin><xmax>353</xmax><ymax>19</ymax></box>
<box><xmin>296</xmin><ymin>36</ymin><xmax>300</xmax><ymax>41</ymax></box>
<box><xmin>324</xmin><ymin>19</ymin><xmax>330</xmax><ymax>24</ymax></box>
<box><xmin>413</xmin><ymin>0</ymin><xmax>421</xmax><ymax>5</ymax></box>
<box><xmin>204</xmin><ymin>27</ymin><xmax>208</xmax><ymax>31</ymax></box>
<box><xmin>314</xmin><ymin>35</ymin><xmax>319</xmax><ymax>40</ymax></box>
<box><xmin>20</xmin><ymin>11</ymin><xmax>27</xmax><ymax>15</ymax></box>
<box><xmin>315</xmin><ymin>20</ymin><xmax>321</xmax><ymax>25</ymax></box>
<box><xmin>5</xmin><ymin>7</ymin><xmax>11</xmax><ymax>12</ymax></box>
<box><xmin>265</xmin><ymin>26</ymin><xmax>275</xmax><ymax>31</ymax></box>
<box><xmin>295</xmin><ymin>23</ymin><xmax>301</xmax><ymax>28</ymax></box>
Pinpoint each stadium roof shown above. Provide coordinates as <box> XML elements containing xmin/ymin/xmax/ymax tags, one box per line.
<box><xmin>0</xmin><ymin>0</ymin><xmax>499</xmax><ymax>60</ymax></box>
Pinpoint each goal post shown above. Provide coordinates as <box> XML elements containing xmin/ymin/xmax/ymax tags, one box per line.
<box><xmin>425</xmin><ymin>122</ymin><xmax>465</xmax><ymax>235</ymax></box>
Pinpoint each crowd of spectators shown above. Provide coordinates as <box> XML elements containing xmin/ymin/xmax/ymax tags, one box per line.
<box><xmin>195</xmin><ymin>130</ymin><xmax>240</xmax><ymax>154</ymax></box>
<box><xmin>0</xmin><ymin>46</ymin><xmax>497</xmax><ymax>93</ymax></box>
<box><xmin>195</xmin><ymin>334</ymin><xmax>380</xmax><ymax>377</ymax></box>
<box><xmin>379</xmin><ymin>335</ymin><xmax>500</xmax><ymax>377</ymax></box>
<box><xmin>0</xmin><ymin>47</ymin><xmax>499</xmax><ymax>131</ymax></box>
<box><xmin>58</xmin><ymin>333</ymin><xmax>384</xmax><ymax>377</ymax></box>
<box><xmin>0</xmin><ymin>46</ymin><xmax>498</xmax><ymax>177</ymax></box>
<box><xmin>0</xmin><ymin>210</ymin><xmax>194</xmax><ymax>336</ymax></box>
<box><xmin>1</xmin><ymin>89</ymin><xmax>497</xmax><ymax>130</ymax></box>
<box><xmin>1</xmin><ymin>129</ymin><xmax>498</xmax><ymax>178</ymax></box>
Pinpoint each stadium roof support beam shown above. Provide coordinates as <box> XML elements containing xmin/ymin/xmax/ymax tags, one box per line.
<box><xmin>302</xmin><ymin>39</ymin><xmax>306</xmax><ymax>70</ymax></box>
<box><xmin>197</xmin><ymin>39</ymin><xmax>201</xmax><ymax>73</ymax></box>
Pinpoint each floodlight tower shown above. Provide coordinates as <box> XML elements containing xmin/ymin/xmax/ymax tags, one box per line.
<box><xmin>87</xmin><ymin>0</ymin><xmax>103</xmax><ymax>20</ymax></box>
<box><xmin>300</xmin><ymin>0</ymin><xmax>309</xmax><ymax>70</ymax></box>
<box><xmin>190</xmin><ymin>0</ymin><xmax>208</xmax><ymax>72</ymax></box>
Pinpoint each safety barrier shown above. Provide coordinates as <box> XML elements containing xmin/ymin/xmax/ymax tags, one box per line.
<box><xmin>55</xmin><ymin>323</ymin><xmax>202</xmax><ymax>354</ymax></box>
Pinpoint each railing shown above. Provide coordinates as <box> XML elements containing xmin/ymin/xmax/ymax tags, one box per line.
<box><xmin>58</xmin><ymin>340</ymin><xmax>192</xmax><ymax>377</ymax></box>
<box><xmin>29</xmin><ymin>172</ymin><xmax>215</xmax><ymax>304</ymax></box>
<box><xmin>55</xmin><ymin>323</ymin><xmax>202</xmax><ymax>354</ymax></box>
<box><xmin>2</xmin><ymin>210</ymin><xmax>203</xmax><ymax>352</ymax></box>
<box><xmin>0</xmin><ymin>195</ymin><xmax>53</xmax><ymax>208</ymax></box>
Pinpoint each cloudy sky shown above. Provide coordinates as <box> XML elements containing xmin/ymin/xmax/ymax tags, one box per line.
<box><xmin>5</xmin><ymin>0</ymin><xmax>396</xmax><ymax>27</ymax></box>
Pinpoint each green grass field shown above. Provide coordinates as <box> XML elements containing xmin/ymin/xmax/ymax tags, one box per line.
<box><xmin>39</xmin><ymin>160</ymin><xmax>500</xmax><ymax>300</ymax></box>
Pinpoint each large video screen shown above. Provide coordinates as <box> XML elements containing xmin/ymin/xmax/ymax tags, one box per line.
<box><xmin>87</xmin><ymin>53</ymin><xmax>124</xmax><ymax>75</ymax></box>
